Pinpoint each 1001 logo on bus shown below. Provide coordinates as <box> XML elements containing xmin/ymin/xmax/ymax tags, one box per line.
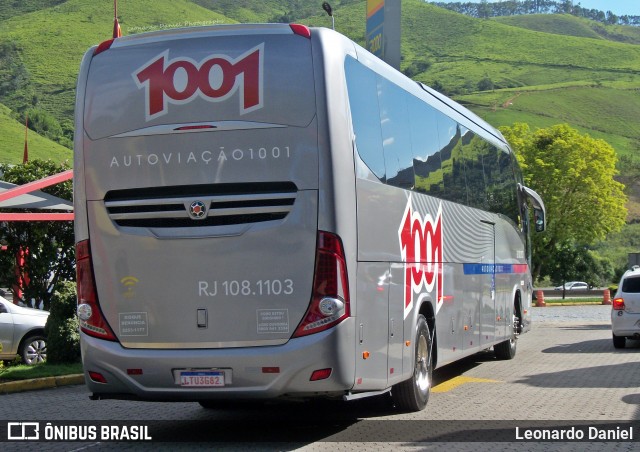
<box><xmin>398</xmin><ymin>196</ymin><xmax>443</xmax><ymax>319</ymax></box>
<box><xmin>133</xmin><ymin>44</ymin><xmax>264</xmax><ymax>121</ymax></box>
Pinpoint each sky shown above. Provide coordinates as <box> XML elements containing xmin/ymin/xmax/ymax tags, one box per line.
<box><xmin>567</xmin><ymin>1</ymin><xmax>640</xmax><ymax>15</ymax></box>
<box><xmin>434</xmin><ymin>1</ymin><xmax>640</xmax><ymax>16</ymax></box>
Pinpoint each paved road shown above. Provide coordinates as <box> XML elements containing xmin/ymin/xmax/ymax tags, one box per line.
<box><xmin>533</xmin><ymin>304</ymin><xmax>611</xmax><ymax>322</ymax></box>
<box><xmin>1</xmin><ymin>305</ymin><xmax>638</xmax><ymax>451</ymax></box>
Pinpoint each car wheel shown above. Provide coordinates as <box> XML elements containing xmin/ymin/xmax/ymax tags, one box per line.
<box><xmin>612</xmin><ymin>334</ymin><xmax>626</xmax><ymax>349</ymax></box>
<box><xmin>20</xmin><ymin>335</ymin><xmax>47</xmax><ymax>365</ymax></box>
<box><xmin>392</xmin><ymin>314</ymin><xmax>432</xmax><ymax>412</ymax></box>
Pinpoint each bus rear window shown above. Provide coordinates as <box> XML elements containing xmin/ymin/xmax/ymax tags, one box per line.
<box><xmin>84</xmin><ymin>34</ymin><xmax>316</xmax><ymax>140</ymax></box>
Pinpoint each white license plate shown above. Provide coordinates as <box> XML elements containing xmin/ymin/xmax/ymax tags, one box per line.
<box><xmin>180</xmin><ymin>371</ymin><xmax>225</xmax><ymax>387</ymax></box>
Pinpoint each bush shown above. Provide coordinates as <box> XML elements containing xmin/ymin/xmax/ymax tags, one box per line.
<box><xmin>44</xmin><ymin>281</ymin><xmax>80</xmax><ymax>364</ymax></box>
<box><xmin>477</xmin><ymin>77</ymin><xmax>494</xmax><ymax>91</ymax></box>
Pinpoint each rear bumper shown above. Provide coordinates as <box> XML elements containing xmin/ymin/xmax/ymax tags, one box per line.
<box><xmin>80</xmin><ymin>318</ymin><xmax>356</xmax><ymax>401</ymax></box>
<box><xmin>611</xmin><ymin>311</ymin><xmax>640</xmax><ymax>338</ymax></box>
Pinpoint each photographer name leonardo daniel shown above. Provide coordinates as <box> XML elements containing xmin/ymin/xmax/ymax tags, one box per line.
<box><xmin>516</xmin><ymin>425</ymin><xmax>633</xmax><ymax>441</ymax></box>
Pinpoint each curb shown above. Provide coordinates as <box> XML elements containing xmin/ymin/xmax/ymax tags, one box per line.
<box><xmin>0</xmin><ymin>374</ymin><xmax>85</xmax><ymax>395</ymax></box>
<box><xmin>533</xmin><ymin>302</ymin><xmax>603</xmax><ymax>307</ymax></box>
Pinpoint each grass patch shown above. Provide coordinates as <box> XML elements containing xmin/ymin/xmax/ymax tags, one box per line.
<box><xmin>0</xmin><ymin>361</ymin><xmax>82</xmax><ymax>382</ymax></box>
<box><xmin>540</xmin><ymin>298</ymin><xmax>605</xmax><ymax>305</ymax></box>
<box><xmin>0</xmin><ymin>103</ymin><xmax>71</xmax><ymax>164</ymax></box>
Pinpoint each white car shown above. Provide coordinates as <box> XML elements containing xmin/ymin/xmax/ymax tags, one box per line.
<box><xmin>611</xmin><ymin>267</ymin><xmax>640</xmax><ymax>348</ymax></box>
<box><xmin>0</xmin><ymin>295</ymin><xmax>49</xmax><ymax>364</ymax></box>
<box><xmin>554</xmin><ymin>281</ymin><xmax>589</xmax><ymax>290</ymax></box>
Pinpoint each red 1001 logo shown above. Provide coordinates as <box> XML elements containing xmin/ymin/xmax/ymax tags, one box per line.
<box><xmin>133</xmin><ymin>44</ymin><xmax>264</xmax><ymax>121</ymax></box>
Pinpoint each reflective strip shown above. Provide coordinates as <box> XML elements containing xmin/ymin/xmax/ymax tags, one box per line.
<box><xmin>463</xmin><ymin>263</ymin><xmax>529</xmax><ymax>275</ymax></box>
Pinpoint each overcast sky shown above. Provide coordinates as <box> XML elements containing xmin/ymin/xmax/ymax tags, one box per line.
<box><xmin>432</xmin><ymin>1</ymin><xmax>640</xmax><ymax>16</ymax></box>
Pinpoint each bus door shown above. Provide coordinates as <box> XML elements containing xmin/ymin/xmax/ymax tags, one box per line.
<box><xmin>353</xmin><ymin>182</ymin><xmax>407</xmax><ymax>391</ymax></box>
<box><xmin>476</xmin><ymin>220</ymin><xmax>496</xmax><ymax>348</ymax></box>
<box><xmin>354</xmin><ymin>262</ymin><xmax>390</xmax><ymax>390</ymax></box>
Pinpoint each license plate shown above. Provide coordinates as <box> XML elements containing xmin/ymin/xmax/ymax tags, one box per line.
<box><xmin>180</xmin><ymin>371</ymin><xmax>225</xmax><ymax>387</ymax></box>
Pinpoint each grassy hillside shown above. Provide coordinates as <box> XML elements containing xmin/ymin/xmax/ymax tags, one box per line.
<box><xmin>301</xmin><ymin>2</ymin><xmax>640</xmax><ymax>149</ymax></box>
<box><xmin>302</xmin><ymin>2</ymin><xmax>640</xmax><ymax>92</ymax></box>
<box><xmin>494</xmin><ymin>13</ymin><xmax>640</xmax><ymax>44</ymax></box>
<box><xmin>0</xmin><ymin>0</ymin><xmax>638</xmax><ymax>164</ymax></box>
<box><xmin>192</xmin><ymin>0</ymin><xmax>360</xmax><ymax>23</ymax></box>
<box><xmin>0</xmin><ymin>104</ymin><xmax>71</xmax><ymax>164</ymax></box>
<box><xmin>400</xmin><ymin>3</ymin><xmax>640</xmax><ymax>89</ymax></box>
<box><xmin>0</xmin><ymin>0</ymin><xmax>64</xmax><ymax>21</ymax></box>
<box><xmin>458</xmin><ymin>84</ymin><xmax>640</xmax><ymax>157</ymax></box>
<box><xmin>0</xmin><ymin>0</ymin><xmax>233</xmax><ymax>121</ymax></box>
<box><xmin>191</xmin><ymin>0</ymin><xmax>288</xmax><ymax>23</ymax></box>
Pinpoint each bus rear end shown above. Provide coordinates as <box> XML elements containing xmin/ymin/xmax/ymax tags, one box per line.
<box><xmin>74</xmin><ymin>24</ymin><xmax>354</xmax><ymax>401</ymax></box>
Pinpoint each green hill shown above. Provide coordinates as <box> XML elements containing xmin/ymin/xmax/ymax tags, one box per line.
<box><xmin>2</xmin><ymin>0</ymin><xmax>638</xmax><ymax>141</ymax></box>
<box><xmin>192</xmin><ymin>0</ymin><xmax>360</xmax><ymax>23</ymax></box>
<box><xmin>0</xmin><ymin>0</ymin><xmax>638</xmax><ymax>170</ymax></box>
<box><xmin>0</xmin><ymin>0</ymin><xmax>64</xmax><ymax>21</ymax></box>
<box><xmin>300</xmin><ymin>2</ymin><xmax>640</xmax><ymax>151</ymax></box>
<box><xmin>493</xmin><ymin>13</ymin><xmax>640</xmax><ymax>44</ymax></box>
<box><xmin>0</xmin><ymin>0</ymin><xmax>233</xmax><ymax>121</ymax></box>
<box><xmin>0</xmin><ymin>103</ymin><xmax>71</xmax><ymax>164</ymax></box>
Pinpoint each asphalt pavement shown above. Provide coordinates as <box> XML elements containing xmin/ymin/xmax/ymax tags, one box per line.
<box><xmin>1</xmin><ymin>303</ymin><xmax>637</xmax><ymax>451</ymax></box>
<box><xmin>0</xmin><ymin>304</ymin><xmax>616</xmax><ymax>396</ymax></box>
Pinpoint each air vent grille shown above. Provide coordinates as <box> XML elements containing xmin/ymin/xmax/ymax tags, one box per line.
<box><xmin>104</xmin><ymin>182</ymin><xmax>297</xmax><ymax>228</ymax></box>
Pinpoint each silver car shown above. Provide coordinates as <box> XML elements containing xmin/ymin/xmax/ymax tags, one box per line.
<box><xmin>611</xmin><ymin>267</ymin><xmax>640</xmax><ymax>348</ymax></box>
<box><xmin>0</xmin><ymin>295</ymin><xmax>49</xmax><ymax>364</ymax></box>
<box><xmin>554</xmin><ymin>281</ymin><xmax>589</xmax><ymax>290</ymax></box>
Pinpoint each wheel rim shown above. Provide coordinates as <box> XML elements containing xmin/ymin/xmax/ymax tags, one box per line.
<box><xmin>415</xmin><ymin>334</ymin><xmax>430</xmax><ymax>392</ymax></box>
<box><xmin>25</xmin><ymin>339</ymin><xmax>46</xmax><ymax>365</ymax></box>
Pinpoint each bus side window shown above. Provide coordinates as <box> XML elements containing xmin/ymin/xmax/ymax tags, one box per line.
<box><xmin>345</xmin><ymin>57</ymin><xmax>386</xmax><ymax>182</ymax></box>
<box><xmin>461</xmin><ymin>129</ymin><xmax>488</xmax><ymax>210</ymax></box>
<box><xmin>409</xmin><ymin>97</ymin><xmax>442</xmax><ymax>197</ymax></box>
<box><xmin>437</xmin><ymin>115</ymin><xmax>467</xmax><ymax>205</ymax></box>
<box><xmin>377</xmin><ymin>77</ymin><xmax>415</xmax><ymax>190</ymax></box>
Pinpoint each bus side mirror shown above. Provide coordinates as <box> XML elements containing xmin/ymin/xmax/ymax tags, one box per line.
<box><xmin>519</xmin><ymin>184</ymin><xmax>546</xmax><ymax>233</ymax></box>
<box><xmin>534</xmin><ymin>207</ymin><xmax>545</xmax><ymax>232</ymax></box>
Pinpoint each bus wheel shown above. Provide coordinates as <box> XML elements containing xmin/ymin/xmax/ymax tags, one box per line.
<box><xmin>392</xmin><ymin>314</ymin><xmax>432</xmax><ymax>412</ymax></box>
<box><xmin>494</xmin><ymin>314</ymin><xmax>517</xmax><ymax>360</ymax></box>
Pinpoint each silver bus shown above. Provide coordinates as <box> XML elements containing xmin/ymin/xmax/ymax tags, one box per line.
<box><xmin>74</xmin><ymin>23</ymin><xmax>545</xmax><ymax>411</ymax></box>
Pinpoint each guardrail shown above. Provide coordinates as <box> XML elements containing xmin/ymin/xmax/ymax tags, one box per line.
<box><xmin>537</xmin><ymin>289</ymin><xmax>601</xmax><ymax>298</ymax></box>
<box><xmin>533</xmin><ymin>289</ymin><xmax>612</xmax><ymax>307</ymax></box>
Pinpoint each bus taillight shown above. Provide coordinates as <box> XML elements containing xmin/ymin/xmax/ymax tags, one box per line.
<box><xmin>76</xmin><ymin>240</ymin><xmax>117</xmax><ymax>341</ymax></box>
<box><xmin>293</xmin><ymin>231</ymin><xmax>350</xmax><ymax>337</ymax></box>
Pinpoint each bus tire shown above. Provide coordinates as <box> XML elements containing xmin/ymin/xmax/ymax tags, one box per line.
<box><xmin>392</xmin><ymin>314</ymin><xmax>432</xmax><ymax>412</ymax></box>
<box><xmin>494</xmin><ymin>337</ymin><xmax>516</xmax><ymax>360</ymax></box>
<box><xmin>494</xmin><ymin>314</ymin><xmax>517</xmax><ymax>360</ymax></box>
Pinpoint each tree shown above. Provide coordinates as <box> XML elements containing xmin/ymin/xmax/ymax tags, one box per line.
<box><xmin>0</xmin><ymin>160</ymin><xmax>74</xmax><ymax>310</ymax></box>
<box><xmin>500</xmin><ymin>123</ymin><xmax>627</xmax><ymax>281</ymax></box>
<box><xmin>44</xmin><ymin>280</ymin><xmax>80</xmax><ymax>363</ymax></box>
<box><xmin>545</xmin><ymin>242</ymin><xmax>614</xmax><ymax>295</ymax></box>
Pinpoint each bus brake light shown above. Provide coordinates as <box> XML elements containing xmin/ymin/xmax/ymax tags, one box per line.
<box><xmin>289</xmin><ymin>24</ymin><xmax>311</xmax><ymax>39</ymax></box>
<box><xmin>293</xmin><ymin>232</ymin><xmax>350</xmax><ymax>337</ymax></box>
<box><xmin>76</xmin><ymin>240</ymin><xmax>117</xmax><ymax>341</ymax></box>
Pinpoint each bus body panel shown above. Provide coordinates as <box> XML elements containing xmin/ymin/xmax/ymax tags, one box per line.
<box><xmin>346</xmin><ymin>44</ymin><xmax>533</xmax><ymax>369</ymax></box>
<box><xmin>79</xmin><ymin>27</ymin><xmax>322</xmax><ymax>349</ymax></box>
<box><xmin>81</xmin><ymin>318</ymin><xmax>356</xmax><ymax>399</ymax></box>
